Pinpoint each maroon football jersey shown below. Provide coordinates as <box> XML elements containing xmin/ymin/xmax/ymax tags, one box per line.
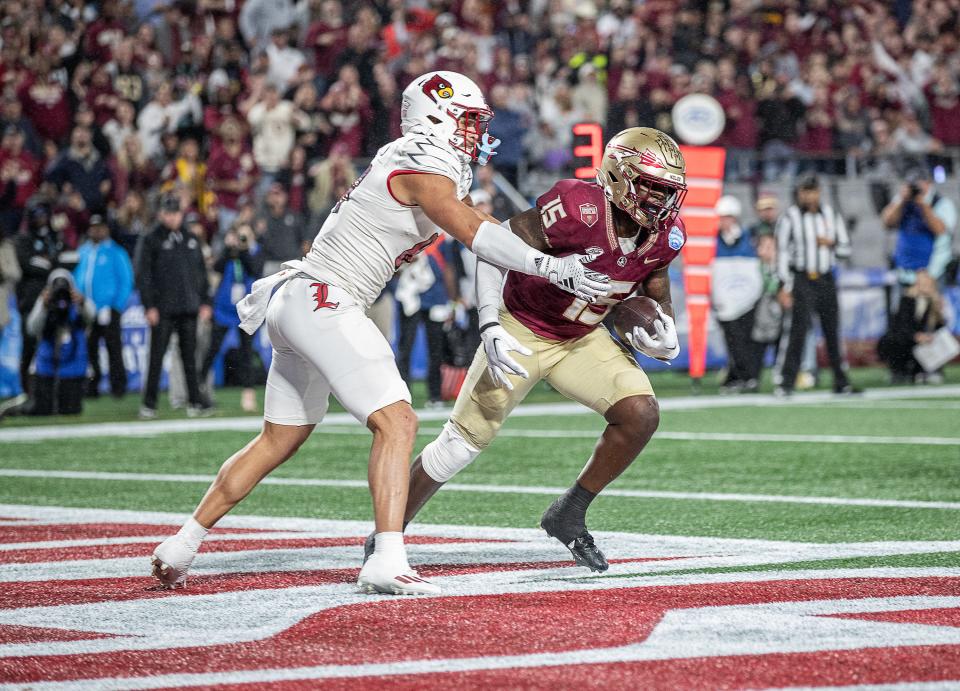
<box><xmin>504</xmin><ymin>179</ymin><xmax>686</xmax><ymax>340</ymax></box>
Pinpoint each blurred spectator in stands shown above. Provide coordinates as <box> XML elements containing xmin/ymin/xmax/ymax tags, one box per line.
<box><xmin>110</xmin><ymin>134</ymin><xmax>158</xmax><ymax>207</ymax></box>
<box><xmin>319</xmin><ymin>64</ymin><xmax>372</xmax><ymax>158</ymax></box>
<box><xmin>17</xmin><ymin>57</ymin><xmax>72</xmax><ymax>145</ymax></box>
<box><xmin>137</xmin><ymin>82</ymin><xmax>202</xmax><ymax>160</ymax></box>
<box><xmin>717</xmin><ymin>72</ymin><xmax>758</xmax><ymax>181</ymax></box>
<box><xmin>925</xmin><ymin>66</ymin><xmax>960</xmax><ymax>150</ymax></box>
<box><xmin>254</xmin><ymin>182</ymin><xmax>311</xmax><ymax>275</ymax></box>
<box><xmin>878</xmin><ymin>271</ymin><xmax>946</xmax><ymax>384</ymax></box>
<box><xmin>46</xmin><ymin>126</ymin><xmax>112</xmax><ymax>214</ymax></box>
<box><xmin>113</xmin><ymin>190</ymin><xmax>151</xmax><ymax>258</ymax></box>
<box><xmin>162</xmin><ymin>137</ymin><xmax>207</xmax><ymax>214</ymax></box>
<box><xmin>73</xmin><ymin>214</ymin><xmax>133</xmax><ymax>398</ymax></box>
<box><xmin>247</xmin><ymin>83</ymin><xmax>308</xmax><ymax>196</ymax></box>
<box><xmin>796</xmin><ymin>86</ymin><xmax>834</xmax><ymax>173</ymax></box>
<box><xmin>891</xmin><ymin>111</ymin><xmax>943</xmax><ymax>158</ymax></box>
<box><xmin>472</xmin><ymin>164</ymin><xmax>515</xmax><ymax>220</ymax></box>
<box><xmin>882</xmin><ymin>167</ymin><xmax>957</xmax><ymax>287</ymax></box>
<box><xmin>103</xmin><ymin>100</ymin><xmax>137</xmax><ymax>156</ymax></box>
<box><xmin>15</xmin><ymin>202</ymin><xmax>63</xmax><ymax>397</ymax></box>
<box><xmin>486</xmin><ymin>84</ymin><xmax>528</xmax><ymax>188</ymax></box>
<box><xmin>108</xmin><ymin>38</ymin><xmax>146</xmax><ymax>111</ymax></box>
<box><xmin>291</xmin><ymin>79</ymin><xmax>327</xmax><ymax>160</ymax></box>
<box><xmin>0</xmin><ymin>93</ymin><xmax>41</xmax><ymax>159</ymax></box>
<box><xmin>395</xmin><ymin>236</ymin><xmax>459</xmax><ymax>408</ymax></box>
<box><xmin>750</xmin><ymin>194</ymin><xmax>780</xmax><ymax>240</ymax></box>
<box><xmin>307</xmin><ymin>141</ymin><xmax>355</xmax><ymax>218</ymax></box>
<box><xmin>711</xmin><ymin>196</ymin><xmax>763</xmax><ymax>394</ymax></box>
<box><xmin>0</xmin><ymin>125</ymin><xmax>40</xmax><ymax>237</ymax></box>
<box><xmin>135</xmin><ymin>193</ymin><xmax>212</xmax><ymax>419</ymax></box>
<box><xmin>757</xmin><ymin>75</ymin><xmax>805</xmax><ymax>181</ymax></box>
<box><xmin>22</xmin><ymin>270</ymin><xmax>95</xmax><ymax>415</ymax></box>
<box><xmin>306</xmin><ymin>0</ymin><xmax>347</xmax><ymax>81</ymax></box>
<box><xmin>207</xmin><ymin>118</ymin><xmax>257</xmax><ymax>236</ymax></box>
<box><xmin>276</xmin><ymin>145</ymin><xmax>312</xmax><ymax>217</ymax></box>
<box><xmin>607</xmin><ymin>70</ymin><xmax>654</xmax><ymax>138</ymax></box>
<box><xmin>73</xmin><ymin>101</ymin><xmax>112</xmax><ymax>159</ymax></box>
<box><xmin>572</xmin><ymin>63</ymin><xmax>607</xmax><ymax>127</ymax></box>
<box><xmin>239</xmin><ymin>0</ymin><xmax>305</xmax><ymax>51</ymax></box>
<box><xmin>266</xmin><ymin>26</ymin><xmax>305</xmax><ymax>92</ymax></box>
<box><xmin>833</xmin><ymin>89</ymin><xmax>872</xmax><ymax>161</ymax></box>
<box><xmin>200</xmin><ymin>222</ymin><xmax>263</xmax><ymax>412</ymax></box>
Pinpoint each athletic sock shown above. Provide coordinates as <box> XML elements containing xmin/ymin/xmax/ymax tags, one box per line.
<box><xmin>373</xmin><ymin>531</ymin><xmax>409</xmax><ymax>570</ymax></box>
<box><xmin>176</xmin><ymin>517</ymin><xmax>209</xmax><ymax>552</ymax></box>
<box><xmin>562</xmin><ymin>482</ymin><xmax>597</xmax><ymax>522</ymax></box>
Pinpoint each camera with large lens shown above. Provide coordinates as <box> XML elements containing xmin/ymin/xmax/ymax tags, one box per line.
<box><xmin>50</xmin><ymin>276</ymin><xmax>72</xmax><ymax>315</ymax></box>
<box><xmin>909</xmin><ymin>182</ymin><xmax>921</xmax><ymax>198</ymax></box>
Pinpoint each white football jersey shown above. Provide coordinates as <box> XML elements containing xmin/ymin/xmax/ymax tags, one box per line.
<box><xmin>299</xmin><ymin>132</ymin><xmax>473</xmax><ymax>309</ymax></box>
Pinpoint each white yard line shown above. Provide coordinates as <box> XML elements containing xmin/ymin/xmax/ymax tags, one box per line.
<box><xmin>2</xmin><ymin>468</ymin><xmax>959</xmax><ymax>511</ymax></box>
<box><xmin>1</xmin><ymin>385</ymin><xmax>958</xmax><ymax>443</ymax></box>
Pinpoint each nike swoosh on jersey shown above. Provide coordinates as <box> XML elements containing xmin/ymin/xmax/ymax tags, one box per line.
<box><xmin>643</xmin><ymin>256</ymin><xmax>659</xmax><ymax>264</ymax></box>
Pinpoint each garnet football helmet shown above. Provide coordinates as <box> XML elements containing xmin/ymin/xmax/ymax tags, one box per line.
<box><xmin>400</xmin><ymin>71</ymin><xmax>494</xmax><ymax>163</ymax></box>
<box><xmin>596</xmin><ymin>127</ymin><xmax>687</xmax><ymax>228</ymax></box>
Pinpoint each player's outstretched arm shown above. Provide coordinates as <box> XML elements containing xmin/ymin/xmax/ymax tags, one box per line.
<box><xmin>391</xmin><ymin>173</ymin><xmax>610</xmax><ymax>302</ymax></box>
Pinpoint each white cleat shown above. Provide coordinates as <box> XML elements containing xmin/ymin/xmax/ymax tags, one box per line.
<box><xmin>357</xmin><ymin>557</ymin><xmax>441</xmax><ymax>596</ymax></box>
<box><xmin>150</xmin><ymin>535</ymin><xmax>197</xmax><ymax>590</ymax></box>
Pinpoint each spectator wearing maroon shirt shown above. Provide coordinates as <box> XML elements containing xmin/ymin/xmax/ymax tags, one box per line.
<box><xmin>0</xmin><ymin>126</ymin><xmax>40</xmax><ymax>236</ymax></box>
<box><xmin>17</xmin><ymin>59</ymin><xmax>72</xmax><ymax>145</ymax></box>
<box><xmin>46</xmin><ymin>126</ymin><xmax>112</xmax><ymax>214</ymax></box>
<box><xmin>83</xmin><ymin>0</ymin><xmax>126</xmax><ymax>64</ymax></box>
<box><xmin>207</xmin><ymin>118</ymin><xmax>256</xmax><ymax>236</ymax></box>
<box><xmin>717</xmin><ymin>73</ymin><xmax>759</xmax><ymax>181</ymax></box>
<box><xmin>109</xmin><ymin>133</ymin><xmax>158</xmax><ymax>206</ymax></box>
<box><xmin>319</xmin><ymin>64</ymin><xmax>371</xmax><ymax>157</ymax></box>
<box><xmin>275</xmin><ymin>145</ymin><xmax>311</xmax><ymax>216</ymax></box>
<box><xmin>925</xmin><ymin>67</ymin><xmax>960</xmax><ymax>148</ymax></box>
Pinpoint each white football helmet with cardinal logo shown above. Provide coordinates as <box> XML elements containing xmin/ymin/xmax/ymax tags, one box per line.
<box><xmin>400</xmin><ymin>71</ymin><xmax>494</xmax><ymax>163</ymax></box>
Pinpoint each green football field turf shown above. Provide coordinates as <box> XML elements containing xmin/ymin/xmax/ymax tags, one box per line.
<box><xmin>2</xmin><ymin>366</ymin><xmax>958</xmax><ymax>567</ymax></box>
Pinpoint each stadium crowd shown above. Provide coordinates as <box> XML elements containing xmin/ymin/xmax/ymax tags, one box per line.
<box><xmin>1</xmin><ymin>0</ymin><xmax>959</xmax><ymax>412</ymax></box>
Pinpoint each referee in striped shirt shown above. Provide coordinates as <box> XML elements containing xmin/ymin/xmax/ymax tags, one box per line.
<box><xmin>775</xmin><ymin>174</ymin><xmax>859</xmax><ymax>395</ymax></box>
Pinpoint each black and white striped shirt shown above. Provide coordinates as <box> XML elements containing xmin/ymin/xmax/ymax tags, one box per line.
<box><xmin>775</xmin><ymin>204</ymin><xmax>851</xmax><ymax>290</ymax></box>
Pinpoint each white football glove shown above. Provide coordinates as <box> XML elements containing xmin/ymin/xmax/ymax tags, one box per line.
<box><xmin>625</xmin><ymin>306</ymin><xmax>680</xmax><ymax>362</ymax></box>
<box><xmin>534</xmin><ymin>253</ymin><xmax>610</xmax><ymax>303</ymax></box>
<box><xmin>480</xmin><ymin>323</ymin><xmax>532</xmax><ymax>390</ymax></box>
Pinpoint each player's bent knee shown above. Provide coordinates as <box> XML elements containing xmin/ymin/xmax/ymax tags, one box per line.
<box><xmin>609</xmin><ymin>395</ymin><xmax>660</xmax><ymax>437</ymax></box>
<box><xmin>420</xmin><ymin>421</ymin><xmax>482</xmax><ymax>482</ymax></box>
<box><xmin>260</xmin><ymin>422</ymin><xmax>312</xmax><ymax>459</ymax></box>
<box><xmin>368</xmin><ymin>401</ymin><xmax>419</xmax><ymax>443</ymax></box>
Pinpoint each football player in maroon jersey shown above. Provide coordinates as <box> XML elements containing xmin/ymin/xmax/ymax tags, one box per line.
<box><xmin>365</xmin><ymin>127</ymin><xmax>688</xmax><ymax>571</ymax></box>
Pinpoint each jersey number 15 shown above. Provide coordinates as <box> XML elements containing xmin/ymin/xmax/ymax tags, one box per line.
<box><xmin>563</xmin><ymin>281</ymin><xmax>636</xmax><ymax>325</ymax></box>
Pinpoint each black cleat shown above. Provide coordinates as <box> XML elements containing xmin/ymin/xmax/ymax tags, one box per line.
<box><xmin>362</xmin><ymin>531</ymin><xmax>376</xmax><ymax>565</ymax></box>
<box><xmin>540</xmin><ymin>499</ymin><xmax>609</xmax><ymax>573</ymax></box>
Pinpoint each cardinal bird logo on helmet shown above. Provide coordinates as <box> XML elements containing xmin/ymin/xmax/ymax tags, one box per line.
<box><xmin>421</xmin><ymin>74</ymin><xmax>454</xmax><ymax>103</ymax></box>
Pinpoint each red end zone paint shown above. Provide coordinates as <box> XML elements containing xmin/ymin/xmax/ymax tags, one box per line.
<box><xmin>827</xmin><ymin>607</ymin><xmax>960</xmax><ymax>628</ymax></box>
<box><xmin>0</xmin><ymin>535</ymin><xmax>501</xmax><ymax>564</ymax></box>
<box><xmin>0</xmin><ymin>625</ymin><xmax>116</xmax><ymax>644</ymax></box>
<box><xmin>0</xmin><ymin>523</ymin><xmax>272</xmax><ymax>544</ymax></box>
<box><xmin>4</xmin><ymin>577</ymin><xmax>960</xmax><ymax>684</ymax></box>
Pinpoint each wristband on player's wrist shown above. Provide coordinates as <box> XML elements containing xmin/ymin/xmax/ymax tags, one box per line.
<box><xmin>479</xmin><ymin>321</ymin><xmax>500</xmax><ymax>334</ymax></box>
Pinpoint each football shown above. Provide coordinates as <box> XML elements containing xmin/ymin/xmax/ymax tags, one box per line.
<box><xmin>611</xmin><ymin>296</ymin><xmax>662</xmax><ymax>342</ymax></box>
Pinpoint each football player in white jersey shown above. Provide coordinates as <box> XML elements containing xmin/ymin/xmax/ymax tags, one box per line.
<box><xmin>150</xmin><ymin>71</ymin><xmax>611</xmax><ymax>596</ymax></box>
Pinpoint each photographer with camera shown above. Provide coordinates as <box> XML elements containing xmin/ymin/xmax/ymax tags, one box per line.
<box><xmin>22</xmin><ymin>270</ymin><xmax>96</xmax><ymax>415</ymax></box>
<box><xmin>881</xmin><ymin>168</ymin><xmax>957</xmax><ymax>288</ymax></box>
<box><xmin>199</xmin><ymin>223</ymin><xmax>263</xmax><ymax>412</ymax></box>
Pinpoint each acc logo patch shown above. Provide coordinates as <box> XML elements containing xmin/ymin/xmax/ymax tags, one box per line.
<box><xmin>579</xmin><ymin>203</ymin><xmax>599</xmax><ymax>228</ymax></box>
<box><xmin>668</xmin><ymin>225</ymin><xmax>685</xmax><ymax>251</ymax></box>
<box><xmin>421</xmin><ymin>74</ymin><xmax>454</xmax><ymax>103</ymax></box>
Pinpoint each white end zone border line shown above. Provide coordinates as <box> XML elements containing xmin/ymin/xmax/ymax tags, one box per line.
<box><xmin>0</xmin><ymin>469</ymin><xmax>959</xmax><ymax>511</ymax></box>
<box><xmin>1</xmin><ymin>385</ymin><xmax>958</xmax><ymax>443</ymax></box>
